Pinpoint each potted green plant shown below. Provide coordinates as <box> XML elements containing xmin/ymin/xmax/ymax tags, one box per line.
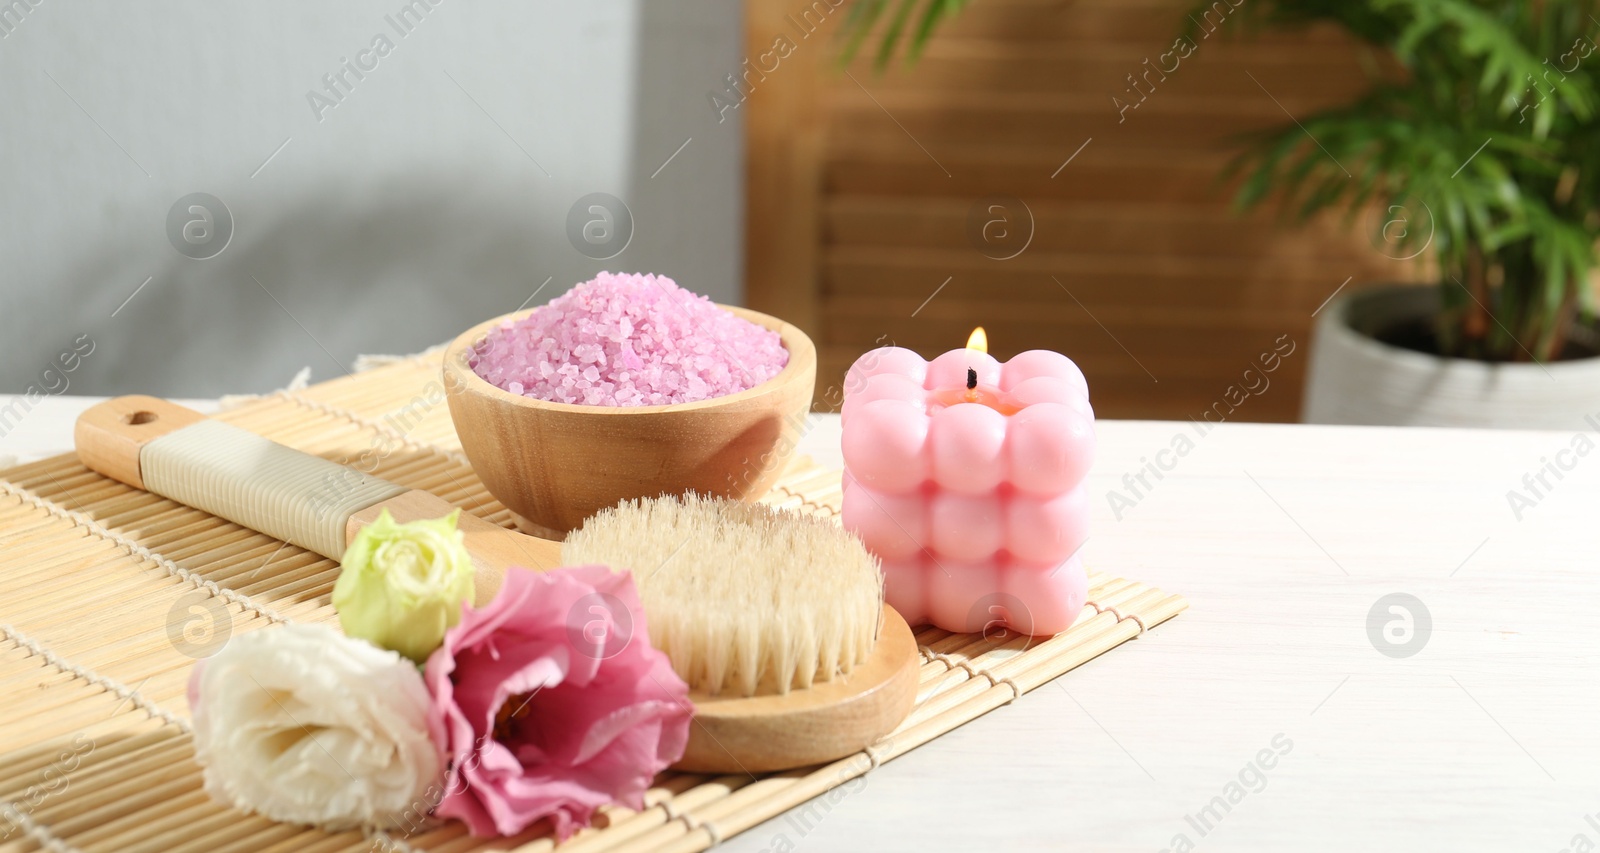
<box><xmin>1216</xmin><ymin>0</ymin><xmax>1600</xmax><ymax>428</ymax></box>
<box><xmin>841</xmin><ymin>0</ymin><xmax>1600</xmax><ymax>429</ymax></box>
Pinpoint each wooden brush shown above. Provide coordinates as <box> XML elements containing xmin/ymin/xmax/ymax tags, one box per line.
<box><xmin>73</xmin><ymin>395</ymin><xmax>917</xmax><ymax>773</ymax></box>
<box><xmin>565</xmin><ymin>493</ymin><xmax>918</xmax><ymax>771</ymax></box>
<box><xmin>566</xmin><ymin>494</ymin><xmax>885</xmax><ymax>698</ymax></box>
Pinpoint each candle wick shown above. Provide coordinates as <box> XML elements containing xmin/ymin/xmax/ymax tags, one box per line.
<box><xmin>966</xmin><ymin>368</ymin><xmax>977</xmax><ymax>390</ymax></box>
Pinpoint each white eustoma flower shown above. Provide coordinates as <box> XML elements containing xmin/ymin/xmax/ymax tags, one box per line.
<box><xmin>188</xmin><ymin>623</ymin><xmax>441</xmax><ymax>831</ymax></box>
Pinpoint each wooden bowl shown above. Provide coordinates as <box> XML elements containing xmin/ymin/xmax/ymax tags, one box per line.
<box><xmin>441</xmin><ymin>305</ymin><xmax>816</xmax><ymax>534</ymax></box>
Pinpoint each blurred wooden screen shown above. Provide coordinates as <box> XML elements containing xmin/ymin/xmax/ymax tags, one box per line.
<box><xmin>744</xmin><ymin>0</ymin><xmax>1424</xmax><ymax>421</ymax></box>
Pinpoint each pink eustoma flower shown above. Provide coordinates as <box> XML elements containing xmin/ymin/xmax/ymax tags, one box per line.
<box><xmin>424</xmin><ymin>565</ymin><xmax>691</xmax><ymax>838</ymax></box>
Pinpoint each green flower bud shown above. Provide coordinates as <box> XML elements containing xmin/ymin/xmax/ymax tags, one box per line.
<box><xmin>333</xmin><ymin>509</ymin><xmax>474</xmax><ymax>663</ymax></box>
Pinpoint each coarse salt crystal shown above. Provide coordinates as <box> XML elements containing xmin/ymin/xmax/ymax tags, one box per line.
<box><xmin>469</xmin><ymin>272</ymin><xmax>789</xmax><ymax>406</ymax></box>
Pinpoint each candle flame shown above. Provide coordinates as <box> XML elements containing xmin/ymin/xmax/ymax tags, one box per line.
<box><xmin>966</xmin><ymin>327</ymin><xmax>988</xmax><ymax>354</ymax></box>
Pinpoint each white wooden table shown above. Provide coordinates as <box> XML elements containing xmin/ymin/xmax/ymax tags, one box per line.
<box><xmin>5</xmin><ymin>396</ymin><xmax>1596</xmax><ymax>852</ymax></box>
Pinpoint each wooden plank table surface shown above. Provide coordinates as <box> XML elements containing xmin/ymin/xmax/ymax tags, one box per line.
<box><xmin>3</xmin><ymin>395</ymin><xmax>1595</xmax><ymax>852</ymax></box>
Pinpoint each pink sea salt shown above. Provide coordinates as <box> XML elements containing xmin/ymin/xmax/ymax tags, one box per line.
<box><xmin>469</xmin><ymin>272</ymin><xmax>790</xmax><ymax>407</ymax></box>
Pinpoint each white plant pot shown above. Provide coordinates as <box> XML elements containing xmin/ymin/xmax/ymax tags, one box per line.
<box><xmin>1303</xmin><ymin>285</ymin><xmax>1600</xmax><ymax>429</ymax></box>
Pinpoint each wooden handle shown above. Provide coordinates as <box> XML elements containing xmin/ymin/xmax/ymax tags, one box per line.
<box><xmin>78</xmin><ymin>397</ymin><xmax>410</xmax><ymax>558</ymax></box>
<box><xmin>74</xmin><ymin>395</ymin><xmax>208</xmax><ymax>490</ymax></box>
<box><xmin>74</xmin><ymin>396</ymin><xmax>562</xmax><ymax>604</ymax></box>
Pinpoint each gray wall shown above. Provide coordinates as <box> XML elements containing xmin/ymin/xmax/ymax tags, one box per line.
<box><xmin>0</xmin><ymin>0</ymin><xmax>743</xmax><ymax>397</ymax></box>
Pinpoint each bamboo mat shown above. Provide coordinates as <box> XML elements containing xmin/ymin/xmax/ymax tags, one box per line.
<box><xmin>0</xmin><ymin>355</ymin><xmax>1186</xmax><ymax>853</ymax></box>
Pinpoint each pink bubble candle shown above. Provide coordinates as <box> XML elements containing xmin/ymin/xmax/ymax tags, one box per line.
<box><xmin>840</xmin><ymin>328</ymin><xmax>1095</xmax><ymax>636</ymax></box>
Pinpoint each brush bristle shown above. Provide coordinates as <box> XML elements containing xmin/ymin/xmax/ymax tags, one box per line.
<box><xmin>562</xmin><ymin>494</ymin><xmax>884</xmax><ymax>698</ymax></box>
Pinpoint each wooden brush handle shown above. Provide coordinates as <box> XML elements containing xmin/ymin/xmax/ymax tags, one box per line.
<box><xmin>75</xmin><ymin>395</ymin><xmax>562</xmax><ymax>604</ymax></box>
<box><xmin>77</xmin><ymin>396</ymin><xmax>407</xmax><ymax>559</ymax></box>
<box><xmin>74</xmin><ymin>395</ymin><xmax>208</xmax><ymax>488</ymax></box>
